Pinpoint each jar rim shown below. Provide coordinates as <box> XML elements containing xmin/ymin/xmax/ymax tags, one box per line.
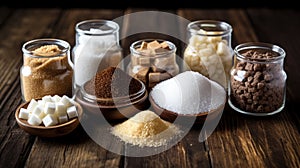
<box><xmin>130</xmin><ymin>39</ymin><xmax>176</xmax><ymax>57</ymax></box>
<box><xmin>75</xmin><ymin>19</ymin><xmax>119</xmax><ymax>36</ymax></box>
<box><xmin>22</xmin><ymin>38</ymin><xmax>70</xmax><ymax>58</ymax></box>
<box><xmin>234</xmin><ymin>42</ymin><xmax>286</xmax><ymax>62</ymax></box>
<box><xmin>187</xmin><ymin>20</ymin><xmax>232</xmax><ymax>36</ymax></box>
<box><xmin>79</xmin><ymin>79</ymin><xmax>146</xmax><ymax>108</ymax></box>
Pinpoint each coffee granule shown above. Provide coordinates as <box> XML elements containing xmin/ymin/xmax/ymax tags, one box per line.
<box><xmin>84</xmin><ymin>67</ymin><xmax>142</xmax><ymax>98</ymax></box>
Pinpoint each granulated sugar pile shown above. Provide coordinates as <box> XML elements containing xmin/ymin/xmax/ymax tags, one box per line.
<box><xmin>150</xmin><ymin>71</ymin><xmax>226</xmax><ymax>115</ymax></box>
<box><xmin>111</xmin><ymin>110</ymin><xmax>182</xmax><ymax>147</ymax></box>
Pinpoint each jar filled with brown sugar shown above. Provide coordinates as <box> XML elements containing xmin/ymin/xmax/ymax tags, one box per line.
<box><xmin>20</xmin><ymin>38</ymin><xmax>73</xmax><ymax>102</ymax></box>
<box><xmin>228</xmin><ymin>42</ymin><xmax>287</xmax><ymax>116</ymax></box>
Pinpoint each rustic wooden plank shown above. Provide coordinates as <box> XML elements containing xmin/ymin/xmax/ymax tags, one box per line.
<box><xmin>178</xmin><ymin>8</ymin><xmax>300</xmax><ymax>168</ymax></box>
<box><xmin>0</xmin><ymin>8</ymin><xmax>62</xmax><ymax>168</ymax></box>
<box><xmin>24</xmin><ymin>9</ymin><xmax>125</xmax><ymax>168</ymax></box>
<box><xmin>121</xmin><ymin>8</ymin><xmax>211</xmax><ymax>167</ymax></box>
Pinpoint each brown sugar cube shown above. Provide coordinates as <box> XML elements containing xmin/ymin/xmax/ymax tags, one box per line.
<box><xmin>151</xmin><ymin>65</ymin><xmax>166</xmax><ymax>72</ymax></box>
<box><xmin>159</xmin><ymin>72</ymin><xmax>172</xmax><ymax>81</ymax></box>
<box><xmin>160</xmin><ymin>41</ymin><xmax>171</xmax><ymax>50</ymax></box>
<box><xmin>134</xmin><ymin>67</ymin><xmax>150</xmax><ymax>84</ymax></box>
<box><xmin>138</xmin><ymin>57</ymin><xmax>150</xmax><ymax>66</ymax></box>
<box><xmin>140</xmin><ymin>41</ymin><xmax>148</xmax><ymax>50</ymax></box>
<box><xmin>154</xmin><ymin>48</ymin><xmax>169</xmax><ymax>53</ymax></box>
<box><xmin>148</xmin><ymin>72</ymin><xmax>161</xmax><ymax>83</ymax></box>
<box><xmin>147</xmin><ymin>40</ymin><xmax>161</xmax><ymax>50</ymax></box>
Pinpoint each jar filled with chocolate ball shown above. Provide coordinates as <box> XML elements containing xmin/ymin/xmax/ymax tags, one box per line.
<box><xmin>228</xmin><ymin>42</ymin><xmax>287</xmax><ymax>116</ymax></box>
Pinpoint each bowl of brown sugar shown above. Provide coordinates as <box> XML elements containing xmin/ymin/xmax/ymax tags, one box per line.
<box><xmin>75</xmin><ymin>66</ymin><xmax>150</xmax><ymax>121</ymax></box>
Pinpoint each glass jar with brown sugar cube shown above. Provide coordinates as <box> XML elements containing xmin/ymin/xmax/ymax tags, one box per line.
<box><xmin>127</xmin><ymin>39</ymin><xmax>179</xmax><ymax>91</ymax></box>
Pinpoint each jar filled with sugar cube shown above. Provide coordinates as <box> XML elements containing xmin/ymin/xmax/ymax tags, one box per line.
<box><xmin>127</xmin><ymin>39</ymin><xmax>179</xmax><ymax>91</ymax></box>
<box><xmin>72</xmin><ymin>19</ymin><xmax>123</xmax><ymax>90</ymax></box>
<box><xmin>228</xmin><ymin>42</ymin><xmax>287</xmax><ymax>116</ymax></box>
<box><xmin>183</xmin><ymin>20</ymin><xmax>233</xmax><ymax>90</ymax></box>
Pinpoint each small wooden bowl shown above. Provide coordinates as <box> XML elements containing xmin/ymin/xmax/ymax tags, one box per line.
<box><xmin>149</xmin><ymin>95</ymin><xmax>225</xmax><ymax>124</ymax></box>
<box><xmin>15</xmin><ymin>100</ymin><xmax>82</xmax><ymax>138</ymax></box>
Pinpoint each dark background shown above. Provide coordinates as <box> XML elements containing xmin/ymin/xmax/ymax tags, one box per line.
<box><xmin>1</xmin><ymin>0</ymin><xmax>299</xmax><ymax>9</ymax></box>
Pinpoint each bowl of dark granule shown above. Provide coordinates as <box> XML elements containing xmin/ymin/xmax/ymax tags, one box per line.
<box><xmin>76</xmin><ymin>66</ymin><xmax>150</xmax><ymax>121</ymax></box>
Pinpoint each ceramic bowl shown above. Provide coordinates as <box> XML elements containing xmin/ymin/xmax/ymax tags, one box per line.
<box><xmin>15</xmin><ymin>100</ymin><xmax>82</xmax><ymax>138</ymax></box>
<box><xmin>149</xmin><ymin>95</ymin><xmax>225</xmax><ymax>124</ymax></box>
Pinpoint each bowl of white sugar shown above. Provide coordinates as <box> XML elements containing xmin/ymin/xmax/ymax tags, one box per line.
<box><xmin>149</xmin><ymin>71</ymin><xmax>226</xmax><ymax>124</ymax></box>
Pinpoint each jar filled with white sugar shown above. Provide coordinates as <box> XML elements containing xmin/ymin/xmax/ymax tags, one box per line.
<box><xmin>72</xmin><ymin>19</ymin><xmax>123</xmax><ymax>90</ymax></box>
<box><xmin>183</xmin><ymin>20</ymin><xmax>233</xmax><ymax>90</ymax></box>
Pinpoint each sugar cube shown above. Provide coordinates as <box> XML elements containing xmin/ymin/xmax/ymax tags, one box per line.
<box><xmin>19</xmin><ymin>108</ymin><xmax>30</xmax><ymax>120</ymax></box>
<box><xmin>32</xmin><ymin>105</ymin><xmax>46</xmax><ymax>119</ymax></box>
<box><xmin>42</xmin><ymin>114</ymin><xmax>58</xmax><ymax>127</ymax></box>
<box><xmin>44</xmin><ymin>102</ymin><xmax>56</xmax><ymax>115</ymax></box>
<box><xmin>42</xmin><ymin>95</ymin><xmax>53</xmax><ymax>103</ymax></box>
<box><xmin>60</xmin><ymin>95</ymin><xmax>71</xmax><ymax>107</ymax></box>
<box><xmin>56</xmin><ymin>102</ymin><xmax>67</xmax><ymax>116</ymax></box>
<box><xmin>51</xmin><ymin>95</ymin><xmax>61</xmax><ymax>102</ymax></box>
<box><xmin>28</xmin><ymin>114</ymin><xmax>42</xmax><ymax>126</ymax></box>
<box><xmin>58</xmin><ymin>115</ymin><xmax>68</xmax><ymax>124</ymax></box>
<box><xmin>27</xmin><ymin>99</ymin><xmax>38</xmax><ymax>112</ymax></box>
<box><xmin>67</xmin><ymin>106</ymin><xmax>78</xmax><ymax>119</ymax></box>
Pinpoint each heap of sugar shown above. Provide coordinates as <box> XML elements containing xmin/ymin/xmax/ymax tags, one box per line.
<box><xmin>150</xmin><ymin>71</ymin><xmax>226</xmax><ymax>114</ymax></box>
<box><xmin>111</xmin><ymin>110</ymin><xmax>182</xmax><ymax>147</ymax></box>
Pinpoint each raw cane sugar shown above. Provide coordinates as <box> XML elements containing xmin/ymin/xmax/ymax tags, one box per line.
<box><xmin>111</xmin><ymin>110</ymin><xmax>182</xmax><ymax>147</ymax></box>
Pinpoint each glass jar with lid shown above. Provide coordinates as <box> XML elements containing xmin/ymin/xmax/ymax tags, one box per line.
<box><xmin>127</xmin><ymin>39</ymin><xmax>179</xmax><ymax>91</ymax></box>
<box><xmin>228</xmin><ymin>42</ymin><xmax>287</xmax><ymax>116</ymax></box>
<box><xmin>183</xmin><ymin>20</ymin><xmax>233</xmax><ymax>90</ymax></box>
<box><xmin>20</xmin><ymin>38</ymin><xmax>73</xmax><ymax>102</ymax></box>
<box><xmin>72</xmin><ymin>19</ymin><xmax>123</xmax><ymax>90</ymax></box>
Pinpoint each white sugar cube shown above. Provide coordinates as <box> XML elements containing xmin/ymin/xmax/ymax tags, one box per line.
<box><xmin>44</xmin><ymin>102</ymin><xmax>56</xmax><ymax>115</ymax></box>
<box><xmin>58</xmin><ymin>115</ymin><xmax>69</xmax><ymax>124</ymax></box>
<box><xmin>37</xmin><ymin>100</ymin><xmax>46</xmax><ymax>108</ymax></box>
<box><xmin>52</xmin><ymin>95</ymin><xmax>61</xmax><ymax>102</ymax></box>
<box><xmin>56</xmin><ymin>102</ymin><xmax>67</xmax><ymax>116</ymax></box>
<box><xmin>27</xmin><ymin>114</ymin><xmax>42</xmax><ymax>126</ymax></box>
<box><xmin>19</xmin><ymin>108</ymin><xmax>30</xmax><ymax>120</ymax></box>
<box><xmin>27</xmin><ymin>99</ymin><xmax>38</xmax><ymax>112</ymax></box>
<box><xmin>59</xmin><ymin>95</ymin><xmax>71</xmax><ymax>107</ymax></box>
<box><xmin>32</xmin><ymin>105</ymin><xmax>46</xmax><ymax>119</ymax></box>
<box><xmin>42</xmin><ymin>95</ymin><xmax>53</xmax><ymax>103</ymax></box>
<box><xmin>67</xmin><ymin>106</ymin><xmax>78</xmax><ymax>119</ymax></box>
<box><xmin>42</xmin><ymin>114</ymin><xmax>58</xmax><ymax>127</ymax></box>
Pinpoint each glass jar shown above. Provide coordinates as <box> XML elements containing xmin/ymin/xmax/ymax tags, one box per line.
<box><xmin>72</xmin><ymin>19</ymin><xmax>123</xmax><ymax>89</ymax></box>
<box><xmin>183</xmin><ymin>20</ymin><xmax>233</xmax><ymax>90</ymax></box>
<box><xmin>228</xmin><ymin>42</ymin><xmax>287</xmax><ymax>116</ymax></box>
<box><xmin>127</xmin><ymin>39</ymin><xmax>179</xmax><ymax>91</ymax></box>
<box><xmin>21</xmin><ymin>38</ymin><xmax>73</xmax><ymax>102</ymax></box>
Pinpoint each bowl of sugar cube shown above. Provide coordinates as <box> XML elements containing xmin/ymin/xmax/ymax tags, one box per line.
<box><xmin>15</xmin><ymin>95</ymin><xmax>82</xmax><ymax>138</ymax></box>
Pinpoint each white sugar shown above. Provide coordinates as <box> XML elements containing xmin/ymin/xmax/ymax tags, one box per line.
<box><xmin>151</xmin><ymin>71</ymin><xmax>226</xmax><ymax>114</ymax></box>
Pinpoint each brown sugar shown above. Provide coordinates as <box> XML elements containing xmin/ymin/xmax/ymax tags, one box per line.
<box><xmin>84</xmin><ymin>67</ymin><xmax>143</xmax><ymax>98</ymax></box>
<box><xmin>111</xmin><ymin>110</ymin><xmax>182</xmax><ymax>147</ymax></box>
<box><xmin>21</xmin><ymin>45</ymin><xmax>73</xmax><ymax>101</ymax></box>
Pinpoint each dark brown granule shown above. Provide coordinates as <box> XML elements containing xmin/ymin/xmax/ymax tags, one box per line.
<box><xmin>84</xmin><ymin>67</ymin><xmax>142</xmax><ymax>98</ymax></box>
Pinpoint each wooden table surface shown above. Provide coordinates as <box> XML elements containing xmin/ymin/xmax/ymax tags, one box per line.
<box><xmin>0</xmin><ymin>7</ymin><xmax>299</xmax><ymax>168</ymax></box>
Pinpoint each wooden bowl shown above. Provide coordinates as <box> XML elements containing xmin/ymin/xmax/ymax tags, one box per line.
<box><xmin>15</xmin><ymin>100</ymin><xmax>82</xmax><ymax>138</ymax></box>
<box><xmin>149</xmin><ymin>95</ymin><xmax>225</xmax><ymax>124</ymax></box>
